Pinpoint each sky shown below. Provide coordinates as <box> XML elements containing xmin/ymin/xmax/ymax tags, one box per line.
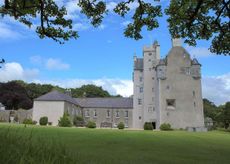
<box><xmin>0</xmin><ymin>0</ymin><xmax>229</xmax><ymax>105</ymax></box>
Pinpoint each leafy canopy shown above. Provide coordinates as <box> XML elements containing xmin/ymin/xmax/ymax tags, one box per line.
<box><xmin>0</xmin><ymin>0</ymin><xmax>229</xmax><ymax>55</ymax></box>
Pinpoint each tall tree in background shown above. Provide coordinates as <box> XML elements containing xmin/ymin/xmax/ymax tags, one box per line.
<box><xmin>0</xmin><ymin>0</ymin><xmax>229</xmax><ymax>55</ymax></box>
<box><xmin>0</xmin><ymin>81</ymin><xmax>33</xmax><ymax>110</ymax></box>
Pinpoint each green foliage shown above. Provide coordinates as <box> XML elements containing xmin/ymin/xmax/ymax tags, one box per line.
<box><xmin>144</xmin><ymin>122</ymin><xmax>153</xmax><ymax>130</ymax></box>
<box><xmin>71</xmin><ymin>84</ymin><xmax>111</xmax><ymax>97</ymax></box>
<box><xmin>1</xmin><ymin>1</ymin><xmax>228</xmax><ymax>55</ymax></box>
<box><xmin>39</xmin><ymin>116</ymin><xmax>48</xmax><ymax>126</ymax></box>
<box><xmin>0</xmin><ymin>0</ymin><xmax>78</xmax><ymax>44</ymax></box>
<box><xmin>160</xmin><ymin>123</ymin><xmax>172</xmax><ymax>131</ymax></box>
<box><xmin>0</xmin><ymin>81</ymin><xmax>33</xmax><ymax>110</ymax></box>
<box><xmin>58</xmin><ymin>113</ymin><xmax>72</xmax><ymax>127</ymax></box>
<box><xmin>0</xmin><ymin>126</ymin><xmax>73</xmax><ymax>163</ymax></box>
<box><xmin>86</xmin><ymin>121</ymin><xmax>96</xmax><ymax>128</ymax></box>
<box><xmin>1</xmin><ymin>124</ymin><xmax>230</xmax><ymax>164</ymax></box>
<box><xmin>117</xmin><ymin>122</ymin><xmax>125</xmax><ymax>129</ymax></box>
<box><xmin>73</xmin><ymin>115</ymin><xmax>84</xmax><ymax>127</ymax></box>
<box><xmin>23</xmin><ymin>118</ymin><xmax>34</xmax><ymax>125</ymax></box>
<box><xmin>165</xmin><ymin>0</ymin><xmax>229</xmax><ymax>55</ymax></box>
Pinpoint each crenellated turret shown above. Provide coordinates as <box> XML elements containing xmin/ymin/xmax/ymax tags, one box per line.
<box><xmin>156</xmin><ymin>59</ymin><xmax>166</xmax><ymax>80</ymax></box>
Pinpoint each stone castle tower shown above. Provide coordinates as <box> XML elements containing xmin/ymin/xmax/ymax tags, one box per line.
<box><xmin>132</xmin><ymin>39</ymin><xmax>205</xmax><ymax>129</ymax></box>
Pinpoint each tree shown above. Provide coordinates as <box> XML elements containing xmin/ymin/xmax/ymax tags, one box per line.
<box><xmin>0</xmin><ymin>81</ymin><xmax>33</xmax><ymax>110</ymax></box>
<box><xmin>1</xmin><ymin>0</ymin><xmax>229</xmax><ymax>55</ymax></box>
<box><xmin>223</xmin><ymin>102</ymin><xmax>230</xmax><ymax>129</ymax></box>
<box><xmin>71</xmin><ymin>84</ymin><xmax>111</xmax><ymax>98</ymax></box>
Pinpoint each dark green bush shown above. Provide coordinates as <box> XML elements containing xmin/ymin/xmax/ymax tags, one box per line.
<box><xmin>58</xmin><ymin>113</ymin><xmax>72</xmax><ymax>127</ymax></box>
<box><xmin>39</xmin><ymin>117</ymin><xmax>48</xmax><ymax>126</ymax></box>
<box><xmin>144</xmin><ymin>122</ymin><xmax>153</xmax><ymax>130</ymax></box>
<box><xmin>86</xmin><ymin>121</ymin><xmax>96</xmax><ymax>128</ymax></box>
<box><xmin>48</xmin><ymin>122</ymin><xmax>52</xmax><ymax>126</ymax></box>
<box><xmin>23</xmin><ymin>118</ymin><xmax>33</xmax><ymax>125</ymax></box>
<box><xmin>160</xmin><ymin>123</ymin><xmax>172</xmax><ymax>131</ymax></box>
<box><xmin>73</xmin><ymin>116</ymin><xmax>84</xmax><ymax>127</ymax></box>
<box><xmin>117</xmin><ymin>122</ymin><xmax>125</xmax><ymax>129</ymax></box>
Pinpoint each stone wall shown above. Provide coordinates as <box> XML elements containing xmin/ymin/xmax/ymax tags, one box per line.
<box><xmin>0</xmin><ymin>109</ymin><xmax>32</xmax><ymax>123</ymax></box>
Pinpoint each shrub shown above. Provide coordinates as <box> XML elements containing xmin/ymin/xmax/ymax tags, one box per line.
<box><xmin>39</xmin><ymin>117</ymin><xmax>48</xmax><ymax>126</ymax></box>
<box><xmin>48</xmin><ymin>122</ymin><xmax>52</xmax><ymax>126</ymax></box>
<box><xmin>160</xmin><ymin>123</ymin><xmax>172</xmax><ymax>131</ymax></box>
<box><xmin>144</xmin><ymin>122</ymin><xmax>153</xmax><ymax>130</ymax></box>
<box><xmin>32</xmin><ymin>121</ymin><xmax>37</xmax><ymax>125</ymax></box>
<box><xmin>117</xmin><ymin>122</ymin><xmax>125</xmax><ymax>129</ymax></box>
<box><xmin>58</xmin><ymin>113</ymin><xmax>72</xmax><ymax>127</ymax></box>
<box><xmin>86</xmin><ymin>121</ymin><xmax>96</xmax><ymax>128</ymax></box>
<box><xmin>23</xmin><ymin>118</ymin><xmax>33</xmax><ymax>125</ymax></box>
<box><xmin>73</xmin><ymin>116</ymin><xmax>84</xmax><ymax>127</ymax></box>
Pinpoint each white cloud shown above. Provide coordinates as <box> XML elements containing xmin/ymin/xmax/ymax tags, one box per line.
<box><xmin>0</xmin><ymin>22</ymin><xmax>22</xmax><ymax>39</ymax></box>
<box><xmin>32</xmin><ymin>78</ymin><xmax>133</xmax><ymax>97</ymax></box>
<box><xmin>186</xmin><ymin>46</ymin><xmax>214</xmax><ymax>58</ymax></box>
<box><xmin>0</xmin><ymin>62</ymin><xmax>39</xmax><ymax>82</ymax></box>
<box><xmin>30</xmin><ymin>55</ymin><xmax>70</xmax><ymax>71</ymax></box>
<box><xmin>30</xmin><ymin>55</ymin><xmax>43</xmax><ymax>65</ymax></box>
<box><xmin>65</xmin><ymin>0</ymin><xmax>81</xmax><ymax>19</ymax></box>
<box><xmin>202</xmin><ymin>73</ymin><xmax>230</xmax><ymax>105</ymax></box>
<box><xmin>121</xmin><ymin>21</ymin><xmax>131</xmax><ymax>26</ymax></box>
<box><xmin>106</xmin><ymin>2</ymin><xmax>117</xmax><ymax>11</ymax></box>
<box><xmin>73</xmin><ymin>23</ymin><xmax>90</xmax><ymax>31</ymax></box>
<box><xmin>46</xmin><ymin>58</ymin><xmax>70</xmax><ymax>70</ymax></box>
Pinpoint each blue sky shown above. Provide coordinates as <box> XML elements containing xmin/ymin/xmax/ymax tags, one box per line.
<box><xmin>0</xmin><ymin>0</ymin><xmax>229</xmax><ymax>105</ymax></box>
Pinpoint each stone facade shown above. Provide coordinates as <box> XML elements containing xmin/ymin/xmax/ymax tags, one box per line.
<box><xmin>83</xmin><ymin>107</ymin><xmax>132</xmax><ymax>128</ymax></box>
<box><xmin>31</xmin><ymin>38</ymin><xmax>205</xmax><ymax>130</ymax></box>
<box><xmin>133</xmin><ymin>39</ymin><xmax>205</xmax><ymax>129</ymax></box>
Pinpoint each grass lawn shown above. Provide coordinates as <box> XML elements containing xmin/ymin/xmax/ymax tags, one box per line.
<box><xmin>0</xmin><ymin>123</ymin><xmax>230</xmax><ymax>164</ymax></box>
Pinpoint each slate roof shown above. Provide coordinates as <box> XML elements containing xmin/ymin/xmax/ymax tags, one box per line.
<box><xmin>35</xmin><ymin>90</ymin><xmax>79</xmax><ymax>105</ymax></box>
<box><xmin>75</xmin><ymin>98</ymin><xmax>133</xmax><ymax>109</ymax></box>
<box><xmin>191</xmin><ymin>58</ymin><xmax>201</xmax><ymax>65</ymax></box>
<box><xmin>134</xmin><ymin>58</ymin><xmax>143</xmax><ymax>70</ymax></box>
<box><xmin>35</xmin><ymin>91</ymin><xmax>133</xmax><ymax>109</ymax></box>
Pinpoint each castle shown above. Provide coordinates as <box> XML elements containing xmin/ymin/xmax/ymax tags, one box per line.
<box><xmin>132</xmin><ymin>38</ymin><xmax>204</xmax><ymax>129</ymax></box>
<box><xmin>32</xmin><ymin>39</ymin><xmax>205</xmax><ymax>130</ymax></box>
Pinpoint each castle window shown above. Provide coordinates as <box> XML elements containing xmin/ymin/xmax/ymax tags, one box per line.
<box><xmin>153</xmin><ymin>107</ymin><xmax>155</xmax><ymax>111</ymax></box>
<box><xmin>152</xmin><ymin>77</ymin><xmax>155</xmax><ymax>80</ymax></box>
<box><xmin>139</xmin><ymin>77</ymin><xmax>143</xmax><ymax>82</ymax></box>
<box><xmin>139</xmin><ymin>87</ymin><xmax>143</xmax><ymax>93</ymax></box>
<box><xmin>149</xmin><ymin>53</ymin><xmax>152</xmax><ymax>56</ymax></box>
<box><xmin>152</xmin><ymin>88</ymin><xmax>154</xmax><ymax>92</ymax></box>
<box><xmin>139</xmin><ymin>116</ymin><xmax>141</xmax><ymax>120</ymax></box>
<box><xmin>193</xmin><ymin>91</ymin><xmax>195</xmax><ymax>97</ymax></box>
<box><xmin>166</xmin><ymin>85</ymin><xmax>170</xmax><ymax>90</ymax></box>
<box><xmin>194</xmin><ymin>102</ymin><xmax>196</xmax><ymax>107</ymax></box>
<box><xmin>116</xmin><ymin>111</ymin><xmax>120</xmax><ymax>118</ymax></box>
<box><xmin>166</xmin><ymin>99</ymin><xmax>176</xmax><ymax>110</ymax></box>
<box><xmin>125</xmin><ymin>111</ymin><xmax>129</xmax><ymax>118</ymax></box>
<box><xmin>148</xmin><ymin>59</ymin><xmax>151</xmax><ymax>62</ymax></box>
<box><xmin>138</xmin><ymin>99</ymin><xmax>142</xmax><ymax>105</ymax></box>
<box><xmin>85</xmin><ymin>110</ymin><xmax>90</xmax><ymax>117</ymax></box>
<box><xmin>107</xmin><ymin>110</ymin><xmax>110</xmax><ymax>118</ymax></box>
<box><xmin>94</xmin><ymin>110</ymin><xmax>97</xmax><ymax>117</ymax></box>
<box><xmin>148</xmin><ymin>107</ymin><xmax>153</xmax><ymax>113</ymax></box>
